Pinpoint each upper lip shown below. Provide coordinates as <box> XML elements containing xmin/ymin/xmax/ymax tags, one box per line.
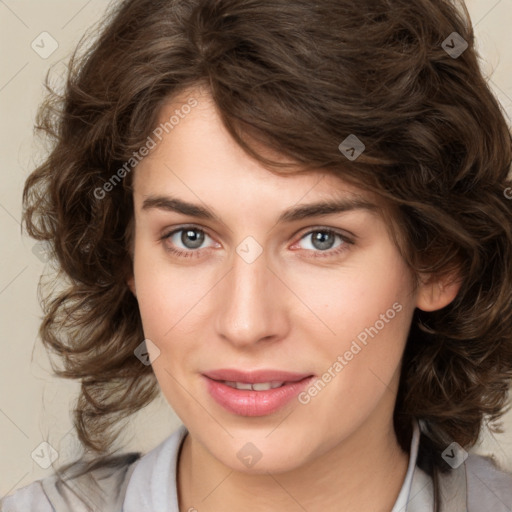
<box><xmin>203</xmin><ymin>369</ymin><xmax>314</xmax><ymax>383</ymax></box>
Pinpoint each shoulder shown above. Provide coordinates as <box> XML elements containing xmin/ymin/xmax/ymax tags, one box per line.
<box><xmin>1</xmin><ymin>425</ymin><xmax>188</xmax><ymax>512</ymax></box>
<box><xmin>465</xmin><ymin>452</ymin><xmax>512</xmax><ymax>510</ymax></box>
<box><xmin>437</xmin><ymin>452</ymin><xmax>512</xmax><ymax>511</ymax></box>
<box><xmin>1</xmin><ymin>480</ymin><xmax>52</xmax><ymax>512</ymax></box>
<box><xmin>1</xmin><ymin>452</ymin><xmax>141</xmax><ymax>512</ymax></box>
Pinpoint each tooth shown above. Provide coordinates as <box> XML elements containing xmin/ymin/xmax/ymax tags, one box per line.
<box><xmin>235</xmin><ymin>382</ymin><xmax>253</xmax><ymax>390</ymax></box>
<box><xmin>222</xmin><ymin>381</ymin><xmax>286</xmax><ymax>390</ymax></box>
<box><xmin>253</xmin><ymin>381</ymin><xmax>285</xmax><ymax>390</ymax></box>
<box><xmin>252</xmin><ymin>382</ymin><xmax>272</xmax><ymax>391</ymax></box>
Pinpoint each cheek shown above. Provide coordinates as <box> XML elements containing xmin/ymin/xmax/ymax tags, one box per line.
<box><xmin>133</xmin><ymin>242</ymin><xmax>176</xmax><ymax>341</ymax></box>
<box><xmin>297</xmin><ymin>251</ymin><xmax>414</xmax><ymax>396</ymax></box>
<box><xmin>132</xmin><ymin>243</ymin><xmax>213</xmax><ymax>348</ymax></box>
<box><xmin>294</xmin><ymin>248</ymin><xmax>414</xmax><ymax>342</ymax></box>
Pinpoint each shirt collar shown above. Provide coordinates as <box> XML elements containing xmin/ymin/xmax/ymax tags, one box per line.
<box><xmin>391</xmin><ymin>419</ymin><xmax>435</xmax><ymax>512</ymax></box>
<box><xmin>123</xmin><ymin>420</ymin><xmax>435</xmax><ymax>512</ymax></box>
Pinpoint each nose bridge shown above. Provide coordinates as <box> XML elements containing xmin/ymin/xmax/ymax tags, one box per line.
<box><xmin>215</xmin><ymin>239</ymin><xmax>287</xmax><ymax>346</ymax></box>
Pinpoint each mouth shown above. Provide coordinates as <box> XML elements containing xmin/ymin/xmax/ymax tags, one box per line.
<box><xmin>218</xmin><ymin>380</ymin><xmax>289</xmax><ymax>391</ymax></box>
<box><xmin>202</xmin><ymin>369</ymin><xmax>315</xmax><ymax>416</ymax></box>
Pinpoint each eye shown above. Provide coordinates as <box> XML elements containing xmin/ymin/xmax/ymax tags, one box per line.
<box><xmin>292</xmin><ymin>228</ymin><xmax>353</xmax><ymax>258</ymax></box>
<box><xmin>161</xmin><ymin>226</ymin><xmax>217</xmax><ymax>257</ymax></box>
<box><xmin>161</xmin><ymin>225</ymin><xmax>353</xmax><ymax>259</ymax></box>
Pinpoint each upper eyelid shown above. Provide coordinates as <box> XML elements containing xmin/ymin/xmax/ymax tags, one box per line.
<box><xmin>295</xmin><ymin>226</ymin><xmax>355</xmax><ymax>241</ymax></box>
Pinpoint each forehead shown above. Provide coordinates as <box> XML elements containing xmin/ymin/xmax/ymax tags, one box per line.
<box><xmin>134</xmin><ymin>87</ymin><xmax>383</xmax><ymax>211</ymax></box>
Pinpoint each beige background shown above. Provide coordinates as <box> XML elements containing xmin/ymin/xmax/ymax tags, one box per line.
<box><xmin>1</xmin><ymin>0</ymin><xmax>512</xmax><ymax>498</ymax></box>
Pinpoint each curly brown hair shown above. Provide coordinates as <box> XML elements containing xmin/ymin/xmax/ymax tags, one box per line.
<box><xmin>23</xmin><ymin>0</ymin><xmax>512</xmax><ymax>506</ymax></box>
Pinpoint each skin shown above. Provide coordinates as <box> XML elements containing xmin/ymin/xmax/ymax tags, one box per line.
<box><xmin>128</xmin><ymin>87</ymin><xmax>460</xmax><ymax>512</ymax></box>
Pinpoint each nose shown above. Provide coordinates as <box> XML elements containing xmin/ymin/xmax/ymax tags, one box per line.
<box><xmin>214</xmin><ymin>243</ymin><xmax>290</xmax><ymax>349</ymax></box>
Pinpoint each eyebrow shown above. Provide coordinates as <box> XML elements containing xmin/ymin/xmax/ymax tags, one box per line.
<box><xmin>141</xmin><ymin>195</ymin><xmax>378</xmax><ymax>224</ymax></box>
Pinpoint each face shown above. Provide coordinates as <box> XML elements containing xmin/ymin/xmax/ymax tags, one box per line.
<box><xmin>129</xmin><ymin>88</ymin><xmax>423</xmax><ymax>474</ymax></box>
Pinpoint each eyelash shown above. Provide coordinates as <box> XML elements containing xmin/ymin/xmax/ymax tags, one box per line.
<box><xmin>160</xmin><ymin>225</ymin><xmax>354</xmax><ymax>259</ymax></box>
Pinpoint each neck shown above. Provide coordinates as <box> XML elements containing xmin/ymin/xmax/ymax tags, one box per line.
<box><xmin>177</xmin><ymin>415</ymin><xmax>410</xmax><ymax>512</ymax></box>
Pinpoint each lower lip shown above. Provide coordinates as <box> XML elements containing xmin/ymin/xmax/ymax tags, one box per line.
<box><xmin>203</xmin><ymin>375</ymin><xmax>315</xmax><ymax>416</ymax></box>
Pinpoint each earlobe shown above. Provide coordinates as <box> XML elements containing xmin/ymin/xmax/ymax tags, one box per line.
<box><xmin>127</xmin><ymin>275</ymin><xmax>137</xmax><ymax>298</ymax></box>
<box><xmin>415</xmin><ymin>272</ymin><xmax>461</xmax><ymax>312</ymax></box>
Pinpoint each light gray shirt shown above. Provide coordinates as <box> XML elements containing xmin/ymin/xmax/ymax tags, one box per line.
<box><xmin>2</xmin><ymin>421</ymin><xmax>512</xmax><ymax>511</ymax></box>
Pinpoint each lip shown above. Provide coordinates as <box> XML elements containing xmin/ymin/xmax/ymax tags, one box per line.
<box><xmin>202</xmin><ymin>369</ymin><xmax>315</xmax><ymax>416</ymax></box>
<box><xmin>203</xmin><ymin>368</ymin><xmax>312</xmax><ymax>384</ymax></box>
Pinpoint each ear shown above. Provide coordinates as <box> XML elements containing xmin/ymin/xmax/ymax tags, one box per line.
<box><xmin>127</xmin><ymin>275</ymin><xmax>137</xmax><ymax>298</ymax></box>
<box><xmin>415</xmin><ymin>271</ymin><xmax>461</xmax><ymax>312</ymax></box>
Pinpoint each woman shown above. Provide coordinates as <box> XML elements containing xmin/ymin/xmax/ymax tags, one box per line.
<box><xmin>2</xmin><ymin>0</ymin><xmax>512</xmax><ymax>510</ymax></box>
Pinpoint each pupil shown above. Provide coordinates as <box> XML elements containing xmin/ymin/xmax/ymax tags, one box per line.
<box><xmin>313</xmin><ymin>231</ymin><xmax>334</xmax><ymax>250</ymax></box>
<box><xmin>182</xmin><ymin>229</ymin><xmax>204</xmax><ymax>249</ymax></box>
